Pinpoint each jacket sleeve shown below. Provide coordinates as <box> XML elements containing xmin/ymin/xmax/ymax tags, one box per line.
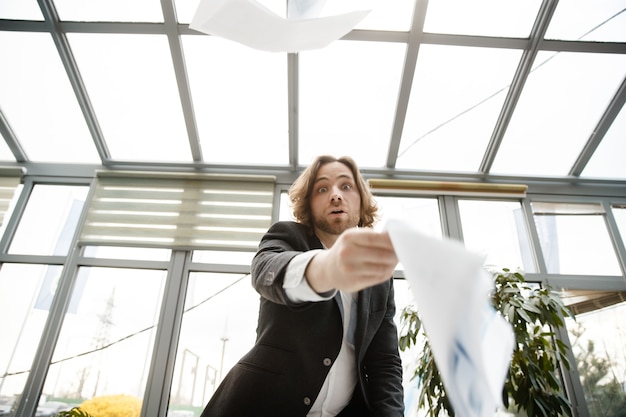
<box><xmin>362</xmin><ymin>279</ymin><xmax>405</xmax><ymax>416</ymax></box>
<box><xmin>250</xmin><ymin>221</ymin><xmax>319</xmax><ymax>307</ymax></box>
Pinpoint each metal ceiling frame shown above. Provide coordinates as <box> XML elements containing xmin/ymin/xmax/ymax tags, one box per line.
<box><xmin>0</xmin><ymin>0</ymin><xmax>625</xmax><ymax>188</ymax></box>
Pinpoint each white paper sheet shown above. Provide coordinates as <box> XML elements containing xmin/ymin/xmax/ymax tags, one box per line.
<box><xmin>189</xmin><ymin>0</ymin><xmax>370</xmax><ymax>52</ymax></box>
<box><xmin>385</xmin><ymin>218</ymin><xmax>514</xmax><ymax>417</ymax></box>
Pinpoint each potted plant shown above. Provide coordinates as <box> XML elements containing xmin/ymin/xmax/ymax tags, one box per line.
<box><xmin>398</xmin><ymin>268</ymin><xmax>573</xmax><ymax>417</ymax></box>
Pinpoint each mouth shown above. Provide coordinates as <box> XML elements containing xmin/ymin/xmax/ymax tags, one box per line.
<box><xmin>329</xmin><ymin>209</ymin><xmax>345</xmax><ymax>216</ymax></box>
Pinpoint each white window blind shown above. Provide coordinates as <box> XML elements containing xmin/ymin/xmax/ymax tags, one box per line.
<box><xmin>0</xmin><ymin>167</ymin><xmax>23</xmax><ymax>228</ymax></box>
<box><xmin>79</xmin><ymin>171</ymin><xmax>275</xmax><ymax>250</ymax></box>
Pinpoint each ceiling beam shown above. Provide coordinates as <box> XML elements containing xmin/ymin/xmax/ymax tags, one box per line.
<box><xmin>287</xmin><ymin>52</ymin><xmax>299</xmax><ymax>170</ymax></box>
<box><xmin>37</xmin><ymin>0</ymin><xmax>111</xmax><ymax>163</ymax></box>
<box><xmin>386</xmin><ymin>0</ymin><xmax>429</xmax><ymax>168</ymax></box>
<box><xmin>479</xmin><ymin>0</ymin><xmax>559</xmax><ymax>173</ymax></box>
<box><xmin>161</xmin><ymin>0</ymin><xmax>203</xmax><ymax>162</ymax></box>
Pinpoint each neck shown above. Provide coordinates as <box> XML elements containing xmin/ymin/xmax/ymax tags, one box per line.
<box><xmin>314</xmin><ymin>228</ymin><xmax>338</xmax><ymax>248</ymax></box>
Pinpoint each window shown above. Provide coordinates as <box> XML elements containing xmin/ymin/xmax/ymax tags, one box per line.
<box><xmin>374</xmin><ymin>196</ymin><xmax>442</xmax><ymax>238</ymax></box>
<box><xmin>564</xmin><ymin>296</ymin><xmax>626</xmax><ymax>416</ymax></box>
<box><xmin>8</xmin><ymin>185</ymin><xmax>88</xmax><ymax>256</ymax></box>
<box><xmin>459</xmin><ymin>199</ymin><xmax>535</xmax><ymax>272</ymax></box>
<box><xmin>168</xmin><ymin>272</ymin><xmax>258</xmax><ymax>415</ymax></box>
<box><xmin>0</xmin><ymin>264</ymin><xmax>63</xmax><ymax>402</ymax></box>
<box><xmin>40</xmin><ymin>267</ymin><xmax>167</xmax><ymax>408</ymax></box>
<box><xmin>532</xmin><ymin>202</ymin><xmax>622</xmax><ymax>275</ymax></box>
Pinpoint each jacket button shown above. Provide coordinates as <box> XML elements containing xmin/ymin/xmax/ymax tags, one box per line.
<box><xmin>303</xmin><ymin>397</ymin><xmax>311</xmax><ymax>406</ymax></box>
<box><xmin>323</xmin><ymin>357</ymin><xmax>332</xmax><ymax>366</ymax></box>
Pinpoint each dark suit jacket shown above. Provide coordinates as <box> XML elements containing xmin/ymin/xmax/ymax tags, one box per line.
<box><xmin>200</xmin><ymin>221</ymin><xmax>404</xmax><ymax>417</ymax></box>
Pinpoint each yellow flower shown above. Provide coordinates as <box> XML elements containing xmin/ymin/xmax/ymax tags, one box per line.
<box><xmin>79</xmin><ymin>394</ymin><xmax>142</xmax><ymax>417</ymax></box>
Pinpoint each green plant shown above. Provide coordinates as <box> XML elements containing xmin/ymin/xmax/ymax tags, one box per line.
<box><xmin>399</xmin><ymin>268</ymin><xmax>574</xmax><ymax>417</ymax></box>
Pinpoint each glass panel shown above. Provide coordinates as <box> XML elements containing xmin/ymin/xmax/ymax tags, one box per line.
<box><xmin>82</xmin><ymin>246</ymin><xmax>172</xmax><ymax>262</ymax></box>
<box><xmin>0</xmin><ymin>0</ymin><xmax>43</xmax><ymax>20</ymax></box>
<box><xmin>396</xmin><ymin>44</ymin><xmax>522</xmax><ymax>172</ymax></box>
<box><xmin>566</xmin><ymin>299</ymin><xmax>626</xmax><ymax>417</ymax></box>
<box><xmin>373</xmin><ymin>196</ymin><xmax>442</xmax><ymax>238</ymax></box>
<box><xmin>299</xmin><ymin>40</ymin><xmax>405</xmax><ymax>168</ymax></box>
<box><xmin>169</xmin><ymin>273</ymin><xmax>258</xmax><ymax>416</ymax></box>
<box><xmin>545</xmin><ymin>0</ymin><xmax>626</xmax><ymax>42</ymax></box>
<box><xmin>174</xmin><ymin>0</ymin><xmax>201</xmax><ymax>23</ymax></box>
<box><xmin>54</xmin><ymin>0</ymin><xmax>163</xmax><ymax>23</ymax></box>
<box><xmin>424</xmin><ymin>0</ymin><xmax>542</xmax><ymax>37</ymax></box>
<box><xmin>583</xmin><ymin>105</ymin><xmax>626</xmax><ymax>180</ymax></box>
<box><xmin>458</xmin><ymin>199</ymin><xmax>536</xmax><ymax>273</ymax></box>
<box><xmin>41</xmin><ymin>267</ymin><xmax>167</xmax><ymax>410</ymax></box>
<box><xmin>374</xmin><ymin>196</ymin><xmax>441</xmax><ymax>272</ymax></box>
<box><xmin>279</xmin><ymin>191</ymin><xmax>294</xmax><ymax>221</ymax></box>
<box><xmin>191</xmin><ymin>250</ymin><xmax>255</xmax><ymax>265</ymax></box>
<box><xmin>183</xmin><ymin>35</ymin><xmax>288</xmax><ymax>165</ymax></box>
<box><xmin>347</xmin><ymin>0</ymin><xmax>415</xmax><ymax>31</ymax></box>
<box><xmin>531</xmin><ymin>202</ymin><xmax>622</xmax><ymax>275</ymax></box>
<box><xmin>613</xmin><ymin>205</ymin><xmax>626</xmax><ymax>244</ymax></box>
<box><xmin>9</xmin><ymin>185</ymin><xmax>88</xmax><ymax>256</ymax></box>
<box><xmin>0</xmin><ymin>264</ymin><xmax>61</xmax><ymax>410</ymax></box>
<box><xmin>68</xmin><ymin>33</ymin><xmax>192</xmax><ymax>163</ymax></box>
<box><xmin>492</xmin><ymin>51</ymin><xmax>626</xmax><ymax>177</ymax></box>
<box><xmin>0</xmin><ymin>32</ymin><xmax>100</xmax><ymax>164</ymax></box>
<box><xmin>0</xmin><ymin>138</ymin><xmax>16</xmax><ymax>162</ymax></box>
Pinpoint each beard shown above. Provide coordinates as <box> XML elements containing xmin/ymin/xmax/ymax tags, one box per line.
<box><xmin>313</xmin><ymin>211</ymin><xmax>360</xmax><ymax>236</ymax></box>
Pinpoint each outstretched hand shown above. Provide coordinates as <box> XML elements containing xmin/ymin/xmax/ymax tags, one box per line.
<box><xmin>305</xmin><ymin>228</ymin><xmax>398</xmax><ymax>293</ymax></box>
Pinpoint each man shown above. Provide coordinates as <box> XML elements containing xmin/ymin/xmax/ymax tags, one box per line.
<box><xmin>200</xmin><ymin>155</ymin><xmax>404</xmax><ymax>416</ymax></box>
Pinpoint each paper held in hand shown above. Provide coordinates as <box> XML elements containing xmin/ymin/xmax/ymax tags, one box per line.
<box><xmin>385</xmin><ymin>218</ymin><xmax>515</xmax><ymax>417</ymax></box>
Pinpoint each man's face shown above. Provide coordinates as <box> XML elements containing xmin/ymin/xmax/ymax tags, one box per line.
<box><xmin>310</xmin><ymin>161</ymin><xmax>362</xmax><ymax>244</ymax></box>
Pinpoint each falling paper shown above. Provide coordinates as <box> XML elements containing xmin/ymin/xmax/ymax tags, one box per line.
<box><xmin>287</xmin><ymin>0</ymin><xmax>328</xmax><ymax>20</ymax></box>
<box><xmin>189</xmin><ymin>0</ymin><xmax>370</xmax><ymax>52</ymax></box>
<box><xmin>385</xmin><ymin>218</ymin><xmax>514</xmax><ymax>417</ymax></box>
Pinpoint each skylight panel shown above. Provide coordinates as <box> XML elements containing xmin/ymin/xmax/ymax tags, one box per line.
<box><xmin>423</xmin><ymin>0</ymin><xmax>542</xmax><ymax>37</ymax></box>
<box><xmin>298</xmin><ymin>40</ymin><xmax>405</xmax><ymax>168</ymax></box>
<box><xmin>0</xmin><ymin>136</ymin><xmax>15</xmax><ymax>162</ymax></box>
<box><xmin>0</xmin><ymin>0</ymin><xmax>44</xmax><ymax>20</ymax></box>
<box><xmin>346</xmin><ymin>0</ymin><xmax>414</xmax><ymax>31</ymax></box>
<box><xmin>68</xmin><ymin>33</ymin><xmax>192</xmax><ymax>163</ymax></box>
<box><xmin>492</xmin><ymin>51</ymin><xmax>626</xmax><ymax>177</ymax></box>
<box><xmin>182</xmin><ymin>35</ymin><xmax>288</xmax><ymax>165</ymax></box>
<box><xmin>0</xmin><ymin>31</ymin><xmax>100</xmax><ymax>163</ymax></box>
<box><xmin>396</xmin><ymin>44</ymin><xmax>522</xmax><ymax>172</ymax></box>
<box><xmin>53</xmin><ymin>0</ymin><xmax>164</xmax><ymax>22</ymax></box>
<box><xmin>545</xmin><ymin>0</ymin><xmax>626</xmax><ymax>42</ymax></box>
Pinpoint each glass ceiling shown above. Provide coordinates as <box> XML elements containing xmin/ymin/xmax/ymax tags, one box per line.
<box><xmin>1</xmin><ymin>0</ymin><xmax>625</xmax><ymax>182</ymax></box>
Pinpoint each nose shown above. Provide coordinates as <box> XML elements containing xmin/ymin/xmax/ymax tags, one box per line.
<box><xmin>330</xmin><ymin>186</ymin><xmax>343</xmax><ymax>202</ymax></box>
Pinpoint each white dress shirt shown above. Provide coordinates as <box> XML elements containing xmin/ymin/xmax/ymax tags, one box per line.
<box><xmin>283</xmin><ymin>250</ymin><xmax>358</xmax><ymax>417</ymax></box>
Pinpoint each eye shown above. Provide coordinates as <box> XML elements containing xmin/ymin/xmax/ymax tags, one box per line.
<box><xmin>342</xmin><ymin>184</ymin><xmax>353</xmax><ymax>191</ymax></box>
<box><xmin>317</xmin><ymin>186</ymin><xmax>328</xmax><ymax>193</ymax></box>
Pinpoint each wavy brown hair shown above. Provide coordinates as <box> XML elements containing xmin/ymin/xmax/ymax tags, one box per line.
<box><xmin>288</xmin><ymin>155</ymin><xmax>378</xmax><ymax>230</ymax></box>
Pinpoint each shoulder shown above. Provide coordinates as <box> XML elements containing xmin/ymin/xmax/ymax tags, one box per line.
<box><xmin>267</xmin><ymin>220</ymin><xmax>308</xmax><ymax>234</ymax></box>
<box><xmin>261</xmin><ymin>221</ymin><xmax>321</xmax><ymax>250</ymax></box>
